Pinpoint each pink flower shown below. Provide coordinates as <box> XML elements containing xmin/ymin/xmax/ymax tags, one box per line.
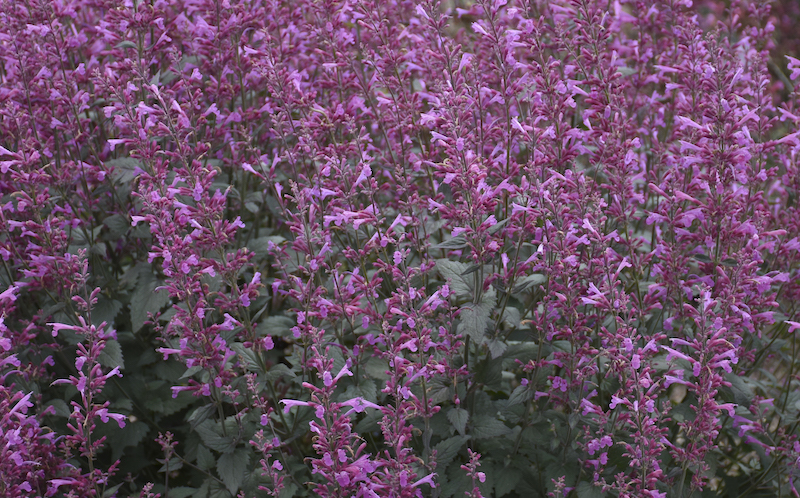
<box><xmin>280</xmin><ymin>399</ymin><xmax>310</xmax><ymax>413</ymax></box>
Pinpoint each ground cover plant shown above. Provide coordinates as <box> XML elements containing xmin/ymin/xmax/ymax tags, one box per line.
<box><xmin>3</xmin><ymin>0</ymin><xmax>800</xmax><ymax>496</ymax></box>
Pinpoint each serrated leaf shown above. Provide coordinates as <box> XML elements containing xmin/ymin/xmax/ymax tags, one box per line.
<box><xmin>114</xmin><ymin>40</ymin><xmax>138</xmax><ymax>50</ymax></box>
<box><xmin>494</xmin><ymin>466</ymin><xmax>521</xmax><ymax>497</ymax></box>
<box><xmin>447</xmin><ymin>407</ymin><xmax>469</xmax><ymax>435</ymax></box>
<box><xmin>44</xmin><ymin>398</ymin><xmax>71</xmax><ymax>418</ymax></box>
<box><xmin>576</xmin><ymin>481</ymin><xmax>605</xmax><ymax>498</ymax></box>
<box><xmin>181</xmin><ymin>365</ymin><xmax>205</xmax><ymax>379</ymax></box>
<box><xmin>278</xmin><ymin>482</ymin><xmax>299</xmax><ymax>498</ymax></box>
<box><xmin>195</xmin><ymin>420</ymin><xmax>237</xmax><ymax>453</ymax></box>
<box><xmin>92</xmin><ymin>298</ymin><xmax>122</xmax><ymax>327</ymax></box>
<box><xmin>103</xmin><ymin>483</ymin><xmax>124</xmax><ymax>498</ymax></box>
<box><xmin>206</xmin><ymin>479</ymin><xmax>232</xmax><ymax>498</ymax></box>
<box><xmin>507</xmin><ymin>384</ymin><xmax>533</xmax><ymax>407</ymax></box>
<box><xmin>230</xmin><ymin>343</ymin><xmax>261</xmax><ymax>371</ymax></box>
<box><xmin>143</xmin><ymin>390</ymin><xmax>194</xmax><ymax>416</ymax></box>
<box><xmin>472</xmin><ymin>415</ymin><xmax>510</xmax><ymax>439</ymax></box>
<box><xmin>725</xmin><ymin>372</ymin><xmax>754</xmax><ymax>408</ymax></box>
<box><xmin>773</xmin><ymin>311</ymin><xmax>789</xmax><ymax>323</ymax></box>
<box><xmin>107</xmin><ymin>421</ymin><xmax>149</xmax><ymax>461</ymax></box>
<box><xmin>513</xmin><ymin>273</ymin><xmax>546</xmax><ymax>294</ymax></box>
<box><xmin>486</xmin><ymin>338</ymin><xmax>507</xmax><ymax>359</ymax></box>
<box><xmin>130</xmin><ymin>264</ymin><xmax>171</xmax><ymax>333</ymax></box>
<box><xmin>434</xmin><ymin>236</ymin><xmax>467</xmax><ymax>249</ymax></box>
<box><xmin>458</xmin><ymin>300</ymin><xmax>493</xmax><ymax>342</ymax></box>
<box><xmin>159</xmin><ymin>456</ymin><xmax>183</xmax><ymax>472</ymax></box>
<box><xmin>103</xmin><ymin>214</ymin><xmax>130</xmax><ymax>240</ymax></box>
<box><xmin>354</xmin><ymin>408</ymin><xmax>383</xmax><ymax>434</ymax></box>
<box><xmin>617</xmin><ymin>66</ymin><xmax>636</xmax><ymax>76</ymax></box>
<box><xmin>41</xmin><ymin>302</ymin><xmax>66</xmax><ymax>319</ymax></box>
<box><xmin>197</xmin><ymin>445</ymin><xmax>215</xmax><ymax>471</ymax></box>
<box><xmin>107</xmin><ymin>157</ymin><xmax>141</xmax><ymax>184</ymax></box>
<box><xmin>263</xmin><ymin>363</ymin><xmax>296</xmax><ymax>383</ymax></box>
<box><xmin>189</xmin><ymin>404</ymin><xmax>218</xmax><ymax>430</ymax></box>
<box><xmin>98</xmin><ymin>339</ymin><xmax>124</xmax><ymax>370</ymax></box>
<box><xmin>217</xmin><ymin>448</ymin><xmax>250</xmax><ymax>495</ymax></box>
<box><xmin>442</xmin><ymin>461</ymin><xmax>474</xmax><ymax>498</ymax></box>
<box><xmin>460</xmin><ymin>263</ymin><xmax>482</xmax><ymax>276</ymax></box>
<box><xmin>165</xmin><ymin>488</ymin><xmax>195</xmax><ymax>498</ymax></box>
<box><xmin>501</xmin><ymin>307</ymin><xmax>521</xmax><ymax>328</ymax></box>
<box><xmin>434</xmin><ymin>435</ymin><xmax>469</xmax><ymax>468</ymax></box>
<box><xmin>436</xmin><ymin>259</ymin><xmax>473</xmax><ymax>297</ymax></box>
<box><xmin>89</xmin><ymin>243</ymin><xmax>107</xmax><ymax>257</ymax></box>
<box><xmin>487</xmin><ymin>217</ymin><xmax>510</xmax><ymax>235</ymax></box>
<box><xmin>256</xmin><ymin>315</ymin><xmax>295</xmax><ymax>337</ymax></box>
<box><xmin>341</xmin><ymin>379</ymin><xmax>378</xmax><ymax>404</ymax></box>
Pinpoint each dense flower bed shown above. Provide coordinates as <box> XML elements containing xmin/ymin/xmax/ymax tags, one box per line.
<box><xmin>2</xmin><ymin>0</ymin><xmax>800</xmax><ymax>497</ymax></box>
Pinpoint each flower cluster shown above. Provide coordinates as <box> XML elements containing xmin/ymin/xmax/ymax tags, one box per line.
<box><xmin>2</xmin><ymin>0</ymin><xmax>800</xmax><ymax>497</ymax></box>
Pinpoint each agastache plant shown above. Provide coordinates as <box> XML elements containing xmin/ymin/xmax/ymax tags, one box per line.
<box><xmin>2</xmin><ymin>0</ymin><xmax>800</xmax><ymax>497</ymax></box>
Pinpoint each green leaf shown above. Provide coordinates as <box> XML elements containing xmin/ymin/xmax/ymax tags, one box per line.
<box><xmin>486</xmin><ymin>338</ymin><xmax>507</xmax><ymax>359</ymax></box>
<box><xmin>460</xmin><ymin>263</ymin><xmax>482</xmax><ymax>276</ymax></box>
<box><xmin>217</xmin><ymin>448</ymin><xmax>250</xmax><ymax>495</ymax></box>
<box><xmin>364</xmin><ymin>356</ymin><xmax>390</xmax><ymax>380</ymax></box>
<box><xmin>772</xmin><ymin>311</ymin><xmax>789</xmax><ymax>323</ymax></box>
<box><xmin>341</xmin><ymin>379</ymin><xmax>378</xmax><ymax>403</ymax></box>
<box><xmin>475</xmin><ymin>356</ymin><xmax>503</xmax><ymax>389</ymax></box>
<box><xmin>143</xmin><ymin>388</ymin><xmax>194</xmax><ymax>416</ymax></box>
<box><xmin>494</xmin><ymin>466</ymin><xmax>521</xmax><ymax>497</ymax></box>
<box><xmin>130</xmin><ymin>264</ymin><xmax>171</xmax><ymax>333</ymax></box>
<box><xmin>248</xmin><ymin>235</ymin><xmax>286</xmax><ymax>259</ymax></box>
<box><xmin>230</xmin><ymin>343</ymin><xmax>261</xmax><ymax>372</ymax></box>
<box><xmin>354</xmin><ymin>408</ymin><xmax>383</xmax><ymax>434</ymax></box>
<box><xmin>263</xmin><ymin>363</ymin><xmax>296</xmax><ymax>383</ymax></box>
<box><xmin>114</xmin><ymin>40</ymin><xmax>138</xmax><ymax>50</ymax></box>
<box><xmin>98</xmin><ymin>339</ymin><xmax>124</xmax><ymax>370</ymax></box>
<box><xmin>107</xmin><ymin>157</ymin><xmax>141</xmax><ymax>184</ymax></box>
<box><xmin>441</xmin><ymin>461</ymin><xmax>474</xmax><ymax>498</ymax></box>
<box><xmin>447</xmin><ymin>408</ymin><xmax>469</xmax><ymax>436</ymax></box>
<box><xmin>205</xmin><ymin>479</ymin><xmax>233</xmax><ymax>498</ymax></box>
<box><xmin>102</xmin><ymin>483</ymin><xmax>124</xmax><ymax>498</ymax></box>
<box><xmin>616</xmin><ymin>66</ymin><xmax>636</xmax><ymax>76</ymax></box>
<box><xmin>40</xmin><ymin>302</ymin><xmax>66</xmax><ymax>320</ymax></box>
<box><xmin>458</xmin><ymin>300</ymin><xmax>493</xmax><ymax>342</ymax></box>
<box><xmin>107</xmin><ymin>421</ymin><xmax>149</xmax><ymax>461</ymax></box>
<box><xmin>278</xmin><ymin>482</ymin><xmax>299</xmax><ymax>498</ymax></box>
<box><xmin>513</xmin><ymin>273</ymin><xmax>546</xmax><ymax>294</ymax></box>
<box><xmin>434</xmin><ymin>435</ymin><xmax>469</xmax><ymax>468</ymax></box>
<box><xmin>197</xmin><ymin>445</ymin><xmax>215</xmax><ymax>471</ymax></box>
<box><xmin>165</xmin><ymin>488</ymin><xmax>195</xmax><ymax>498</ymax></box>
<box><xmin>434</xmin><ymin>236</ymin><xmax>468</xmax><ymax>250</ymax></box>
<box><xmin>507</xmin><ymin>384</ymin><xmax>533</xmax><ymax>407</ymax></box>
<box><xmin>472</xmin><ymin>415</ymin><xmax>510</xmax><ymax>439</ymax></box>
<box><xmin>436</xmin><ymin>259</ymin><xmax>473</xmax><ymax>297</ymax></box>
<box><xmin>181</xmin><ymin>365</ymin><xmax>205</xmax><ymax>380</ymax></box>
<box><xmin>501</xmin><ymin>307</ymin><xmax>521</xmax><ymax>329</ymax></box>
<box><xmin>256</xmin><ymin>315</ymin><xmax>296</xmax><ymax>337</ymax></box>
<box><xmin>92</xmin><ymin>297</ymin><xmax>122</xmax><ymax>327</ymax></box>
<box><xmin>102</xmin><ymin>214</ymin><xmax>130</xmax><ymax>240</ymax></box>
<box><xmin>195</xmin><ymin>419</ymin><xmax>236</xmax><ymax>453</ymax></box>
<box><xmin>725</xmin><ymin>373</ymin><xmax>755</xmax><ymax>408</ymax></box>
<box><xmin>576</xmin><ymin>481</ymin><xmax>605</xmax><ymax>498</ymax></box>
<box><xmin>159</xmin><ymin>456</ymin><xmax>183</xmax><ymax>472</ymax></box>
<box><xmin>487</xmin><ymin>217</ymin><xmax>510</xmax><ymax>235</ymax></box>
<box><xmin>44</xmin><ymin>398</ymin><xmax>71</xmax><ymax>418</ymax></box>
